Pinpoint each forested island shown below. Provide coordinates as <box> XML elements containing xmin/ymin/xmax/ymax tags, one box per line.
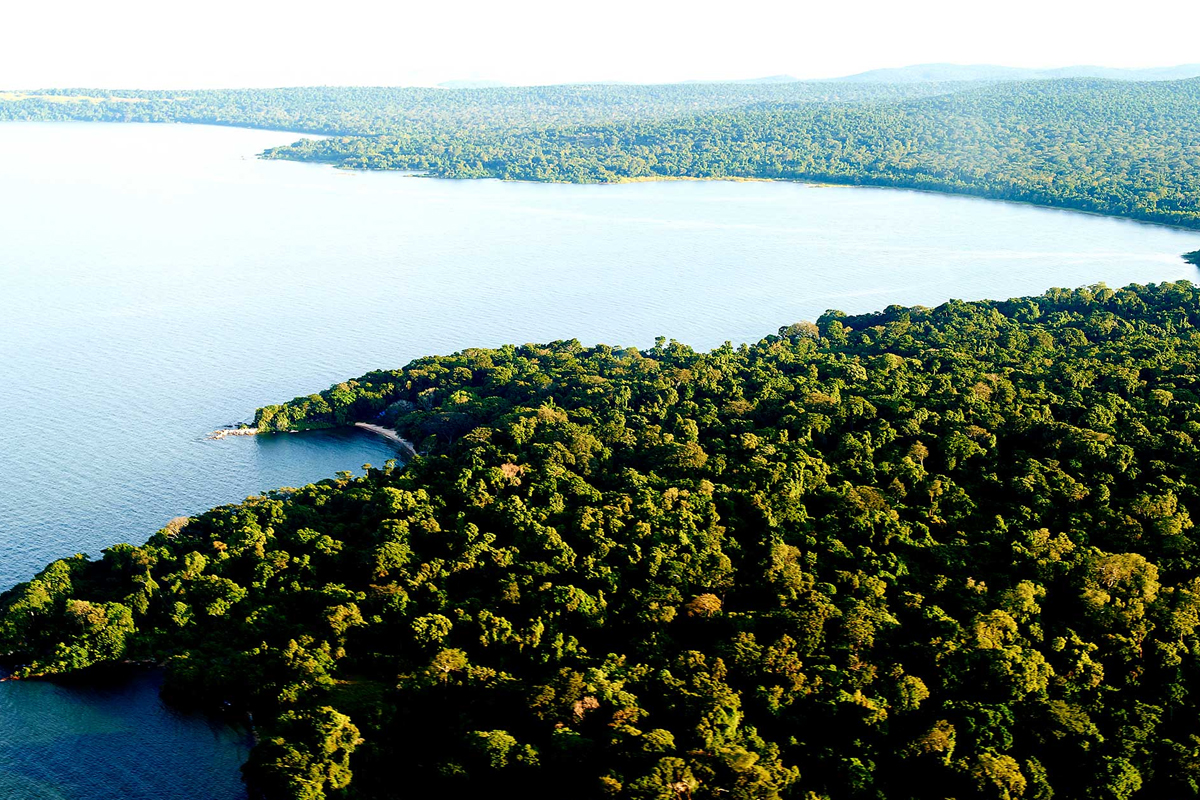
<box><xmin>3</xmin><ymin>78</ymin><xmax>1199</xmax><ymax>228</ymax></box>
<box><xmin>10</xmin><ymin>281</ymin><xmax>1200</xmax><ymax>799</ymax></box>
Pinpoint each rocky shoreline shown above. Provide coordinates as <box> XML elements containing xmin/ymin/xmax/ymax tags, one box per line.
<box><xmin>205</xmin><ymin>422</ymin><xmax>416</xmax><ymax>458</ymax></box>
<box><xmin>205</xmin><ymin>427</ymin><xmax>258</xmax><ymax>440</ymax></box>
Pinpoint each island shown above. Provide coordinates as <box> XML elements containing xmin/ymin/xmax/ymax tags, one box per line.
<box><xmin>7</xmin><ymin>281</ymin><xmax>1200</xmax><ymax>799</ymax></box>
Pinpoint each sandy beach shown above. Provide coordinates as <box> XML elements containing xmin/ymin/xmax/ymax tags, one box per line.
<box><xmin>354</xmin><ymin>422</ymin><xmax>417</xmax><ymax>457</ymax></box>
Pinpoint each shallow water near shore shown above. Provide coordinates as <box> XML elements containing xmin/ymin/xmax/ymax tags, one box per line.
<box><xmin>0</xmin><ymin>669</ymin><xmax>251</xmax><ymax>800</ymax></box>
<box><xmin>1</xmin><ymin>120</ymin><xmax>1199</xmax><ymax>798</ymax></box>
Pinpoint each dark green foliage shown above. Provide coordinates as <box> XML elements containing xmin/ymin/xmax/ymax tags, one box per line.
<box><xmin>244</xmin><ymin>707</ymin><xmax>363</xmax><ymax>800</ymax></box>
<box><xmin>1186</xmin><ymin>250</ymin><xmax>1200</xmax><ymax>267</ymax></box>
<box><xmin>0</xmin><ymin>556</ymin><xmax>135</xmax><ymax>675</ymax></box>
<box><xmin>14</xmin><ymin>281</ymin><xmax>1200</xmax><ymax>799</ymax></box>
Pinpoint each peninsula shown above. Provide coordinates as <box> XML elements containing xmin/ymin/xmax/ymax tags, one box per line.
<box><xmin>7</xmin><ymin>281</ymin><xmax>1200</xmax><ymax>799</ymax></box>
<box><xmin>3</xmin><ymin>78</ymin><xmax>1200</xmax><ymax>229</ymax></box>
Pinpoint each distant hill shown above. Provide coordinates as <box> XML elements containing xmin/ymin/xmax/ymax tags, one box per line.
<box><xmin>828</xmin><ymin>63</ymin><xmax>1200</xmax><ymax>83</ymax></box>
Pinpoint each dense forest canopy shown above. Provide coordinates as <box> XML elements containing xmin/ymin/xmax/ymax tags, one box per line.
<box><xmin>0</xmin><ymin>82</ymin><xmax>964</xmax><ymax>136</ymax></box>
<box><xmin>3</xmin><ymin>78</ymin><xmax>1199</xmax><ymax>227</ymax></box>
<box><xmin>264</xmin><ymin>79</ymin><xmax>1200</xmax><ymax>228</ymax></box>
<box><xmin>10</xmin><ymin>281</ymin><xmax>1200</xmax><ymax>799</ymax></box>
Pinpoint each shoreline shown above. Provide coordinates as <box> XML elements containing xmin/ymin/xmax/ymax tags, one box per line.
<box><xmin>353</xmin><ymin>422</ymin><xmax>417</xmax><ymax>457</ymax></box>
<box><xmin>317</xmin><ymin>163</ymin><xmax>1200</xmax><ymax>234</ymax></box>
<box><xmin>206</xmin><ymin>427</ymin><xmax>258</xmax><ymax>440</ymax></box>
<box><xmin>206</xmin><ymin>422</ymin><xmax>416</xmax><ymax>458</ymax></box>
<box><xmin>3</xmin><ymin>117</ymin><xmax>1195</xmax><ymax>234</ymax></box>
<box><xmin>207</xmin><ymin>422</ymin><xmax>417</xmax><ymax>458</ymax></box>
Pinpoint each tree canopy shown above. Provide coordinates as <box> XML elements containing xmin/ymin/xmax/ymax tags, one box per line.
<box><xmin>4</xmin><ymin>78</ymin><xmax>1199</xmax><ymax>227</ymax></box>
<box><xmin>9</xmin><ymin>281</ymin><xmax>1200</xmax><ymax>799</ymax></box>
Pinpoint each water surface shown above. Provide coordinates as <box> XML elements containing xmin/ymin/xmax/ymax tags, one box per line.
<box><xmin>1</xmin><ymin>121</ymin><xmax>1198</xmax><ymax>799</ymax></box>
<box><xmin>0</xmin><ymin>670</ymin><xmax>251</xmax><ymax>800</ymax></box>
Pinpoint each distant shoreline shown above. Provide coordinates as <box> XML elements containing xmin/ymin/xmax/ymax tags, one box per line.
<box><xmin>319</xmin><ymin>163</ymin><xmax>1200</xmax><ymax>235</ymax></box>
<box><xmin>2</xmin><ymin>117</ymin><xmax>1197</xmax><ymax>235</ymax></box>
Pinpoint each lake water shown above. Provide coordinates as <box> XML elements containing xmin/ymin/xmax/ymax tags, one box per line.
<box><xmin>0</xmin><ymin>121</ymin><xmax>1198</xmax><ymax>799</ymax></box>
<box><xmin>0</xmin><ymin>670</ymin><xmax>251</xmax><ymax>800</ymax></box>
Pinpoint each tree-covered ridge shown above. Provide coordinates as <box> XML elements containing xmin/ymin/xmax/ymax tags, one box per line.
<box><xmin>11</xmin><ymin>281</ymin><xmax>1200</xmax><ymax>799</ymax></box>
<box><xmin>268</xmin><ymin>79</ymin><xmax>1200</xmax><ymax>228</ymax></box>
<box><xmin>0</xmin><ymin>82</ymin><xmax>962</xmax><ymax>136</ymax></box>
<box><xmin>4</xmin><ymin>79</ymin><xmax>1199</xmax><ymax>227</ymax></box>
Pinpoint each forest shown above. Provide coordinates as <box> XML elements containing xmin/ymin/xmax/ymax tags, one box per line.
<box><xmin>0</xmin><ymin>82</ymin><xmax>960</xmax><ymax>135</ymax></box>
<box><xmin>9</xmin><ymin>280</ymin><xmax>1200</xmax><ymax>799</ymax></box>
<box><xmin>264</xmin><ymin>80</ymin><xmax>1200</xmax><ymax>228</ymax></box>
<box><xmin>3</xmin><ymin>78</ymin><xmax>1199</xmax><ymax>227</ymax></box>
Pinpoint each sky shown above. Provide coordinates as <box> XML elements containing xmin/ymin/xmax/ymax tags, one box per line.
<box><xmin>4</xmin><ymin>0</ymin><xmax>1200</xmax><ymax>89</ymax></box>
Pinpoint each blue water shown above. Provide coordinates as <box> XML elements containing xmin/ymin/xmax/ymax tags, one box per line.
<box><xmin>0</xmin><ymin>671</ymin><xmax>251</xmax><ymax>799</ymax></box>
<box><xmin>0</xmin><ymin>121</ymin><xmax>1198</xmax><ymax>799</ymax></box>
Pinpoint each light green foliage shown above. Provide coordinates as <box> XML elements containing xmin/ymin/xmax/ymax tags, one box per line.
<box><xmin>469</xmin><ymin>730</ymin><xmax>539</xmax><ymax>769</ymax></box>
<box><xmin>9</xmin><ymin>598</ymin><xmax>135</xmax><ymax>677</ymax></box>
<box><xmin>243</xmin><ymin>706</ymin><xmax>362</xmax><ymax>800</ymax></box>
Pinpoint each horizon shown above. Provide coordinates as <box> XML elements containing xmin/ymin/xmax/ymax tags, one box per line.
<box><xmin>7</xmin><ymin>61</ymin><xmax>1200</xmax><ymax>93</ymax></box>
<box><xmin>4</xmin><ymin>0</ymin><xmax>1199</xmax><ymax>90</ymax></box>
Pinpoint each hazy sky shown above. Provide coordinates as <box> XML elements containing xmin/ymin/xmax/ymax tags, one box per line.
<box><xmin>5</xmin><ymin>0</ymin><xmax>1200</xmax><ymax>88</ymax></box>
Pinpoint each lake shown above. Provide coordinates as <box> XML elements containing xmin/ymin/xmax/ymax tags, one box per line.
<box><xmin>0</xmin><ymin>121</ymin><xmax>1198</xmax><ymax>799</ymax></box>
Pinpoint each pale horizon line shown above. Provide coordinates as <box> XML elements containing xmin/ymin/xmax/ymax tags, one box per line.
<box><xmin>6</xmin><ymin>60</ymin><xmax>1200</xmax><ymax>94</ymax></box>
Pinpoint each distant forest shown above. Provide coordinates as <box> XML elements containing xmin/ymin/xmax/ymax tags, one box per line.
<box><xmin>3</xmin><ymin>79</ymin><xmax>1198</xmax><ymax>228</ymax></box>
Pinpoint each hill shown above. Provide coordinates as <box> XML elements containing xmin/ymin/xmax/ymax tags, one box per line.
<box><xmin>830</xmin><ymin>62</ymin><xmax>1200</xmax><ymax>82</ymax></box>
